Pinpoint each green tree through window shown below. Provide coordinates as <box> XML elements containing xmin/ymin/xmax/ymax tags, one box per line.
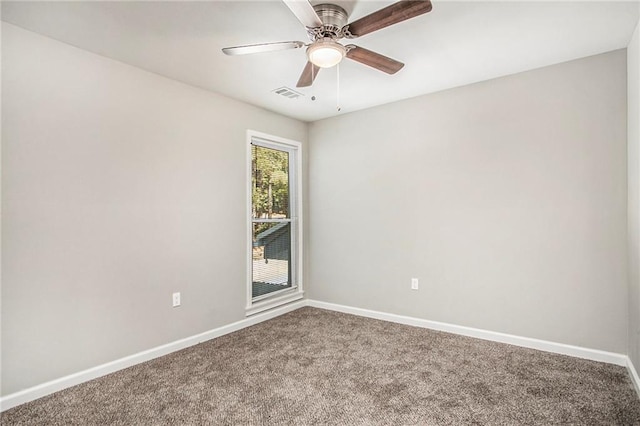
<box><xmin>252</xmin><ymin>145</ymin><xmax>289</xmax><ymax>223</ymax></box>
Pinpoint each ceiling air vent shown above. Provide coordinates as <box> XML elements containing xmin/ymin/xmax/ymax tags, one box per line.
<box><xmin>272</xmin><ymin>87</ymin><xmax>303</xmax><ymax>99</ymax></box>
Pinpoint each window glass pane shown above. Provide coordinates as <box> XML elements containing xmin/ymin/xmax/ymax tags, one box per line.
<box><xmin>251</xmin><ymin>145</ymin><xmax>289</xmax><ymax>219</ymax></box>
<box><xmin>252</xmin><ymin>222</ymin><xmax>291</xmax><ymax>298</ymax></box>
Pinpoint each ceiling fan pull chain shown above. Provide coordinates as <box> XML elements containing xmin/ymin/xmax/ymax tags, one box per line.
<box><xmin>311</xmin><ymin>64</ymin><xmax>316</xmax><ymax>101</ymax></box>
<box><xmin>336</xmin><ymin>63</ymin><xmax>341</xmax><ymax>112</ymax></box>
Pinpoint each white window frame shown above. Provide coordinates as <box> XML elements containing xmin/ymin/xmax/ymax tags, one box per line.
<box><xmin>246</xmin><ymin>130</ymin><xmax>303</xmax><ymax>316</ymax></box>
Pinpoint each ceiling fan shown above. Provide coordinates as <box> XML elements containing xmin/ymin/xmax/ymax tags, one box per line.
<box><xmin>222</xmin><ymin>0</ymin><xmax>433</xmax><ymax>88</ymax></box>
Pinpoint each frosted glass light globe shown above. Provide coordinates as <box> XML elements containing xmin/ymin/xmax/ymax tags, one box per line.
<box><xmin>307</xmin><ymin>41</ymin><xmax>346</xmax><ymax>68</ymax></box>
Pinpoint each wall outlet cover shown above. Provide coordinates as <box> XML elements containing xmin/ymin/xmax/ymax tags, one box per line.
<box><xmin>411</xmin><ymin>278</ymin><xmax>419</xmax><ymax>290</ymax></box>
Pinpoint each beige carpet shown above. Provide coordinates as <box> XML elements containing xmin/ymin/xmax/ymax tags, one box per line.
<box><xmin>2</xmin><ymin>307</ymin><xmax>640</xmax><ymax>425</ymax></box>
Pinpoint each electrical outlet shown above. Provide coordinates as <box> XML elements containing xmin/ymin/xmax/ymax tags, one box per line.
<box><xmin>172</xmin><ymin>292</ymin><xmax>181</xmax><ymax>307</ymax></box>
<box><xmin>411</xmin><ymin>278</ymin><xmax>419</xmax><ymax>290</ymax></box>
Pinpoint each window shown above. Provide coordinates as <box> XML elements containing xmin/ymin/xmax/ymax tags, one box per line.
<box><xmin>246</xmin><ymin>131</ymin><xmax>303</xmax><ymax>315</ymax></box>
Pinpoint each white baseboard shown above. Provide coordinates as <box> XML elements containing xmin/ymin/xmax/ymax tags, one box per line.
<box><xmin>0</xmin><ymin>299</ymin><xmax>306</xmax><ymax>412</ymax></box>
<box><xmin>2</xmin><ymin>298</ymin><xmax>635</xmax><ymax>412</ymax></box>
<box><xmin>306</xmin><ymin>300</ymin><xmax>628</xmax><ymax>367</ymax></box>
<box><xmin>627</xmin><ymin>357</ymin><xmax>640</xmax><ymax>397</ymax></box>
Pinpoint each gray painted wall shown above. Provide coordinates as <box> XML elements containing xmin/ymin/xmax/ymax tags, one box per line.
<box><xmin>308</xmin><ymin>50</ymin><xmax>628</xmax><ymax>354</ymax></box>
<box><xmin>1</xmin><ymin>24</ymin><xmax>307</xmax><ymax>395</ymax></box>
<box><xmin>2</xmin><ymin>19</ymin><xmax>635</xmax><ymax>399</ymax></box>
<box><xmin>629</xmin><ymin>17</ymin><xmax>640</xmax><ymax>371</ymax></box>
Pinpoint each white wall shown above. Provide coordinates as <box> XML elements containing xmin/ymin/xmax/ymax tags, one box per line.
<box><xmin>0</xmin><ymin>23</ymin><xmax>307</xmax><ymax>396</ymax></box>
<box><xmin>308</xmin><ymin>50</ymin><xmax>628</xmax><ymax>354</ymax></box>
<box><xmin>629</xmin><ymin>16</ymin><xmax>640</xmax><ymax>371</ymax></box>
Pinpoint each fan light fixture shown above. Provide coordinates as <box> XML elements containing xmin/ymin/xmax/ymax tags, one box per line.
<box><xmin>222</xmin><ymin>0</ymin><xmax>433</xmax><ymax>88</ymax></box>
<box><xmin>307</xmin><ymin>40</ymin><xmax>346</xmax><ymax>68</ymax></box>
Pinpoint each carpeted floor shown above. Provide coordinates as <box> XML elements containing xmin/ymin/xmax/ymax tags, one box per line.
<box><xmin>2</xmin><ymin>307</ymin><xmax>640</xmax><ymax>425</ymax></box>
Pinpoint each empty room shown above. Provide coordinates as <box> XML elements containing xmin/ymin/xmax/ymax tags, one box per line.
<box><xmin>2</xmin><ymin>0</ymin><xmax>640</xmax><ymax>423</ymax></box>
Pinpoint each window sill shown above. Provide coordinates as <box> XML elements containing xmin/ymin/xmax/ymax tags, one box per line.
<box><xmin>246</xmin><ymin>290</ymin><xmax>304</xmax><ymax>316</ymax></box>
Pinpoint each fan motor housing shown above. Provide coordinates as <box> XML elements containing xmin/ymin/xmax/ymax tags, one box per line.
<box><xmin>310</xmin><ymin>3</ymin><xmax>348</xmax><ymax>40</ymax></box>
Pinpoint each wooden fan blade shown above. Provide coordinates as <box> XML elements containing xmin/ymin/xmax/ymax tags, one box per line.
<box><xmin>345</xmin><ymin>0</ymin><xmax>432</xmax><ymax>38</ymax></box>
<box><xmin>296</xmin><ymin>61</ymin><xmax>321</xmax><ymax>87</ymax></box>
<box><xmin>282</xmin><ymin>0</ymin><xmax>323</xmax><ymax>28</ymax></box>
<box><xmin>346</xmin><ymin>45</ymin><xmax>404</xmax><ymax>74</ymax></box>
<box><xmin>222</xmin><ymin>41</ymin><xmax>305</xmax><ymax>56</ymax></box>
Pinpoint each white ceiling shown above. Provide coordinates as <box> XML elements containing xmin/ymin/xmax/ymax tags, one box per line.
<box><xmin>2</xmin><ymin>1</ymin><xmax>639</xmax><ymax>122</ymax></box>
